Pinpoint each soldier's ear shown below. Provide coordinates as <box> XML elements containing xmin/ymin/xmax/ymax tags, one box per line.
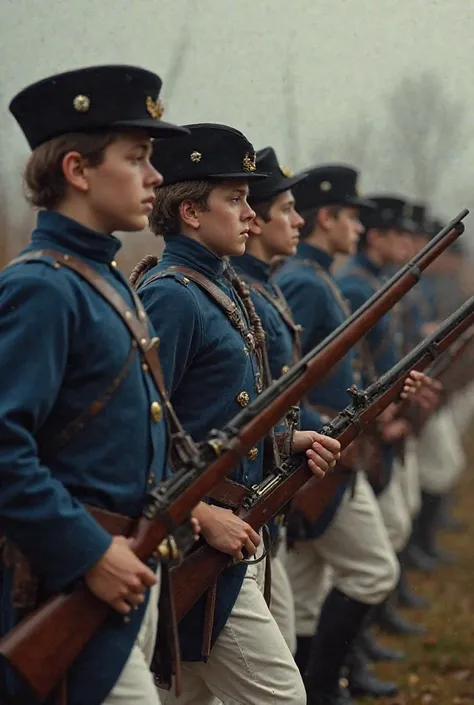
<box><xmin>62</xmin><ymin>151</ymin><xmax>90</xmax><ymax>194</ymax></box>
<box><xmin>317</xmin><ymin>206</ymin><xmax>336</xmax><ymax>231</ymax></box>
<box><xmin>249</xmin><ymin>215</ymin><xmax>263</xmax><ymax>237</ymax></box>
<box><xmin>365</xmin><ymin>227</ymin><xmax>379</xmax><ymax>248</ymax></box>
<box><xmin>179</xmin><ymin>199</ymin><xmax>201</xmax><ymax>230</ymax></box>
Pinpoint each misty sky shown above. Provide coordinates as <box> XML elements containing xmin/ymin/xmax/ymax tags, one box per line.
<box><xmin>1</xmin><ymin>0</ymin><xmax>474</xmax><ymax>247</ymax></box>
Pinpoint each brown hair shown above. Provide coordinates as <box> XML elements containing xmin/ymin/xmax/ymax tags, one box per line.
<box><xmin>299</xmin><ymin>204</ymin><xmax>343</xmax><ymax>239</ymax></box>
<box><xmin>250</xmin><ymin>197</ymin><xmax>275</xmax><ymax>224</ymax></box>
<box><xmin>23</xmin><ymin>131</ymin><xmax>119</xmax><ymax>210</ymax></box>
<box><xmin>149</xmin><ymin>180</ymin><xmax>214</xmax><ymax>237</ymax></box>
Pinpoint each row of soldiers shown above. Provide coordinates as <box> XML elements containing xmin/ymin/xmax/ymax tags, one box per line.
<box><xmin>0</xmin><ymin>63</ymin><xmax>470</xmax><ymax>705</ymax></box>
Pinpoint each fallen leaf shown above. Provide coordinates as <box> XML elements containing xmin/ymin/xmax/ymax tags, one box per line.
<box><xmin>450</xmin><ymin>670</ymin><xmax>472</xmax><ymax>682</ymax></box>
<box><xmin>421</xmin><ymin>694</ymin><xmax>434</xmax><ymax>704</ymax></box>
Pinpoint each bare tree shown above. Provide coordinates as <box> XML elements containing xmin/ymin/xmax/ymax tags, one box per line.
<box><xmin>387</xmin><ymin>71</ymin><xmax>465</xmax><ymax>203</ymax></box>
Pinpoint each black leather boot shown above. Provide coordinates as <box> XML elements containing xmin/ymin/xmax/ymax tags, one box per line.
<box><xmin>396</xmin><ymin>563</ymin><xmax>430</xmax><ymax>609</ymax></box>
<box><xmin>412</xmin><ymin>491</ymin><xmax>456</xmax><ymax>565</ymax></box>
<box><xmin>345</xmin><ymin>642</ymin><xmax>399</xmax><ymax>698</ymax></box>
<box><xmin>305</xmin><ymin>589</ymin><xmax>370</xmax><ymax>705</ymax></box>
<box><xmin>375</xmin><ymin>596</ymin><xmax>426</xmax><ymax>636</ymax></box>
<box><xmin>403</xmin><ymin>542</ymin><xmax>439</xmax><ymax>571</ymax></box>
<box><xmin>438</xmin><ymin>492</ymin><xmax>466</xmax><ymax>533</ymax></box>
<box><xmin>359</xmin><ymin>628</ymin><xmax>405</xmax><ymax>662</ymax></box>
<box><xmin>294</xmin><ymin>635</ymin><xmax>312</xmax><ymax>676</ymax></box>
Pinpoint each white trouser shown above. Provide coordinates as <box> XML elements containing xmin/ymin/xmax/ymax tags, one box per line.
<box><xmin>377</xmin><ymin>461</ymin><xmax>413</xmax><ymax>553</ymax></box>
<box><xmin>104</xmin><ymin>569</ymin><xmax>161</xmax><ymax>705</ymax></box>
<box><xmin>416</xmin><ymin>408</ymin><xmax>465</xmax><ymax>495</ymax></box>
<box><xmin>269</xmin><ymin>531</ymin><xmax>296</xmax><ymax>655</ymax></box>
<box><xmin>159</xmin><ymin>544</ymin><xmax>305</xmax><ymax>705</ymax></box>
<box><xmin>397</xmin><ymin>436</ymin><xmax>422</xmax><ymax>519</ymax></box>
<box><xmin>450</xmin><ymin>381</ymin><xmax>474</xmax><ymax>436</ymax></box>
<box><xmin>286</xmin><ymin>472</ymin><xmax>399</xmax><ymax>637</ymax></box>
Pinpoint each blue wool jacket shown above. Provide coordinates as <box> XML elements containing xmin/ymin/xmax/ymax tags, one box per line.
<box><xmin>0</xmin><ymin>211</ymin><xmax>168</xmax><ymax>705</ymax></box>
<box><xmin>275</xmin><ymin>242</ymin><xmax>358</xmax><ymax>537</ymax></box>
<box><xmin>138</xmin><ymin>236</ymin><xmax>265</xmax><ymax>662</ymax></box>
<box><xmin>337</xmin><ymin>251</ymin><xmax>404</xmax><ymax>492</ymax></box>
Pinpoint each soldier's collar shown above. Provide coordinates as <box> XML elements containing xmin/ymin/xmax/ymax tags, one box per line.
<box><xmin>354</xmin><ymin>251</ymin><xmax>382</xmax><ymax>276</ymax></box>
<box><xmin>162</xmin><ymin>234</ymin><xmax>225</xmax><ymax>279</ymax></box>
<box><xmin>296</xmin><ymin>242</ymin><xmax>334</xmax><ymax>272</ymax></box>
<box><xmin>232</xmin><ymin>252</ymin><xmax>270</xmax><ymax>283</ymax></box>
<box><xmin>33</xmin><ymin>211</ymin><xmax>121</xmax><ymax>263</ymax></box>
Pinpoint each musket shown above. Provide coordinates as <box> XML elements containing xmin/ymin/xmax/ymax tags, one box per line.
<box><xmin>393</xmin><ymin>325</ymin><xmax>474</xmax><ymax>433</ymax></box>
<box><xmin>0</xmin><ymin>209</ymin><xmax>467</xmax><ymax>701</ymax></box>
<box><xmin>172</xmin><ymin>293</ymin><xmax>474</xmax><ymax>620</ymax></box>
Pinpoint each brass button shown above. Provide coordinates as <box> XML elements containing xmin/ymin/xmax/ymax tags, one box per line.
<box><xmin>243</xmin><ymin>347</ymin><xmax>250</xmax><ymax>356</ymax></box>
<box><xmin>124</xmin><ymin>311</ymin><xmax>132</xmax><ymax>320</ymax></box>
<box><xmin>111</xmin><ymin>260</ymin><xmax>117</xmax><ymax>268</ymax></box>
<box><xmin>150</xmin><ymin>401</ymin><xmax>162</xmax><ymax>423</ymax></box>
<box><xmin>281</xmin><ymin>365</ymin><xmax>290</xmax><ymax>375</ymax></box>
<box><xmin>247</xmin><ymin>447</ymin><xmax>258</xmax><ymax>461</ymax></box>
<box><xmin>140</xmin><ymin>338</ymin><xmax>148</xmax><ymax>346</ymax></box>
<box><xmin>142</xmin><ymin>363</ymin><xmax>149</xmax><ymax>373</ymax></box>
<box><xmin>295</xmin><ymin>324</ymin><xmax>303</xmax><ymax>332</ymax></box>
<box><xmin>236</xmin><ymin>391</ymin><xmax>250</xmax><ymax>407</ymax></box>
<box><xmin>182</xmin><ymin>277</ymin><xmax>190</xmax><ymax>285</ymax></box>
<box><xmin>147</xmin><ymin>472</ymin><xmax>155</xmax><ymax>487</ymax></box>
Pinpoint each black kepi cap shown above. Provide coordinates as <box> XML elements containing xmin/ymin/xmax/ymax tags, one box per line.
<box><xmin>151</xmin><ymin>123</ymin><xmax>268</xmax><ymax>185</ymax></box>
<box><xmin>360</xmin><ymin>196</ymin><xmax>417</xmax><ymax>233</ymax></box>
<box><xmin>248</xmin><ymin>147</ymin><xmax>307</xmax><ymax>203</ymax></box>
<box><xmin>292</xmin><ymin>164</ymin><xmax>373</xmax><ymax>212</ymax></box>
<box><xmin>9</xmin><ymin>64</ymin><xmax>188</xmax><ymax>150</ymax></box>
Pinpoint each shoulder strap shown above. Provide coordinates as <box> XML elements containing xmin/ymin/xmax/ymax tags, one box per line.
<box><xmin>7</xmin><ymin>250</ymin><xmax>189</xmax><ymax>445</ymax></box>
<box><xmin>340</xmin><ymin>264</ymin><xmax>380</xmax><ymax>293</ymax></box>
<box><xmin>294</xmin><ymin>258</ymin><xmax>353</xmax><ymax>318</ymax></box>
<box><xmin>248</xmin><ymin>280</ymin><xmax>302</xmax><ymax>363</ymax></box>
<box><xmin>289</xmin><ymin>258</ymin><xmax>378</xmax><ymax>384</ymax></box>
<box><xmin>337</xmin><ymin>263</ymin><xmax>391</xmax><ymax>380</ymax></box>
<box><xmin>141</xmin><ymin>265</ymin><xmax>260</xmax><ymax>354</ymax></box>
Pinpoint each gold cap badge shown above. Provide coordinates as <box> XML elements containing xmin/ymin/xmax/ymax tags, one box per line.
<box><xmin>190</xmin><ymin>151</ymin><xmax>202</xmax><ymax>163</ymax></box>
<box><xmin>146</xmin><ymin>96</ymin><xmax>164</xmax><ymax>120</ymax></box>
<box><xmin>243</xmin><ymin>152</ymin><xmax>256</xmax><ymax>172</ymax></box>
<box><xmin>280</xmin><ymin>165</ymin><xmax>293</xmax><ymax>178</ymax></box>
<box><xmin>73</xmin><ymin>95</ymin><xmax>90</xmax><ymax>113</ymax></box>
<box><xmin>320</xmin><ymin>180</ymin><xmax>332</xmax><ymax>192</ymax></box>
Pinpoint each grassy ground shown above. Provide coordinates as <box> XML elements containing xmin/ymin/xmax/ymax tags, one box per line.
<box><xmin>363</xmin><ymin>433</ymin><xmax>474</xmax><ymax>705</ymax></box>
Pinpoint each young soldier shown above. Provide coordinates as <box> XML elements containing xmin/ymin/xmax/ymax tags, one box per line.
<box><xmin>230</xmin><ymin>146</ymin><xmax>310</xmax><ymax>654</ymax></box>
<box><xmin>133</xmin><ymin>124</ymin><xmax>340</xmax><ymax>705</ymax></box>
<box><xmin>404</xmin><ymin>211</ymin><xmax>466</xmax><ymax>570</ymax></box>
<box><xmin>274</xmin><ymin>167</ymin><xmax>413</xmax><ymax>704</ymax></box>
<box><xmin>1</xmin><ymin>65</ymin><xmax>189</xmax><ymax>705</ymax></box>
<box><xmin>336</xmin><ymin>196</ymin><xmax>430</xmax><ymax>638</ymax></box>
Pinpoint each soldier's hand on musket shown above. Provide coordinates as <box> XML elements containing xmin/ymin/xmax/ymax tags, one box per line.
<box><xmin>412</xmin><ymin>375</ymin><xmax>443</xmax><ymax>411</ymax></box>
<box><xmin>193</xmin><ymin>502</ymin><xmax>261</xmax><ymax>563</ymax></box>
<box><xmin>291</xmin><ymin>430</ymin><xmax>341</xmax><ymax>479</ymax></box>
<box><xmin>399</xmin><ymin>369</ymin><xmax>424</xmax><ymax>399</ymax></box>
<box><xmin>84</xmin><ymin>535</ymin><xmax>158</xmax><ymax>615</ymax></box>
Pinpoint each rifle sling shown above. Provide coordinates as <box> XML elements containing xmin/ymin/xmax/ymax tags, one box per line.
<box><xmin>7</xmin><ymin>249</ymin><xmax>186</xmax><ymax>442</ymax></box>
